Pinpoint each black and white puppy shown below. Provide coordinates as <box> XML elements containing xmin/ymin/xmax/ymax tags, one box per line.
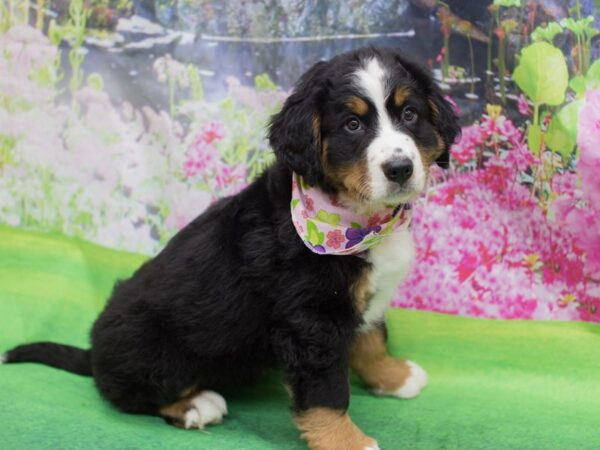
<box><xmin>3</xmin><ymin>47</ymin><xmax>459</xmax><ymax>450</ymax></box>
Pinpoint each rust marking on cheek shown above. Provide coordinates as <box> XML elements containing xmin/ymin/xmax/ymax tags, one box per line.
<box><xmin>350</xmin><ymin>328</ymin><xmax>412</xmax><ymax>393</ymax></box>
<box><xmin>394</xmin><ymin>86</ymin><xmax>412</xmax><ymax>107</ymax></box>
<box><xmin>338</xmin><ymin>159</ymin><xmax>371</xmax><ymax>203</ymax></box>
<box><xmin>294</xmin><ymin>408</ymin><xmax>377</xmax><ymax>450</ymax></box>
<box><xmin>417</xmin><ymin>132</ymin><xmax>445</xmax><ymax>173</ymax></box>
<box><xmin>351</xmin><ymin>267</ymin><xmax>374</xmax><ymax>314</ymax></box>
<box><xmin>346</xmin><ymin>96</ymin><xmax>369</xmax><ymax>116</ymax></box>
<box><xmin>322</xmin><ymin>152</ymin><xmax>371</xmax><ymax>204</ymax></box>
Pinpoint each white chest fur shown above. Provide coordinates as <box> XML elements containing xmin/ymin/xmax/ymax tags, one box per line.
<box><xmin>361</xmin><ymin>228</ymin><xmax>415</xmax><ymax>330</ymax></box>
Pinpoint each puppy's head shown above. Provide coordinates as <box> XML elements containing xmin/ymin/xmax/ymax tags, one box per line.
<box><xmin>268</xmin><ymin>47</ymin><xmax>460</xmax><ymax>207</ymax></box>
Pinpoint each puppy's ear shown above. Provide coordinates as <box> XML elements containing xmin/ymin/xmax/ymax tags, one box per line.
<box><xmin>392</xmin><ymin>51</ymin><xmax>460</xmax><ymax>168</ymax></box>
<box><xmin>427</xmin><ymin>89</ymin><xmax>461</xmax><ymax>168</ymax></box>
<box><xmin>268</xmin><ymin>61</ymin><xmax>328</xmax><ymax>185</ymax></box>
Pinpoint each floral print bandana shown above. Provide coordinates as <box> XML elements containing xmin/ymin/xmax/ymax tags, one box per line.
<box><xmin>291</xmin><ymin>173</ymin><xmax>412</xmax><ymax>255</ymax></box>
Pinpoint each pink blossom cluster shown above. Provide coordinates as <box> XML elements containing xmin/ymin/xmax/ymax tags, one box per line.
<box><xmin>450</xmin><ymin>112</ymin><xmax>523</xmax><ymax>167</ymax></box>
<box><xmin>393</xmin><ymin>100</ymin><xmax>600</xmax><ymax>323</ymax></box>
<box><xmin>394</xmin><ymin>166</ymin><xmax>599</xmax><ymax>322</ymax></box>
<box><xmin>183</xmin><ymin>122</ymin><xmax>248</xmax><ymax>198</ymax></box>
<box><xmin>577</xmin><ymin>88</ymin><xmax>600</xmax><ymax>207</ymax></box>
<box><xmin>551</xmin><ymin>88</ymin><xmax>600</xmax><ymax>286</ymax></box>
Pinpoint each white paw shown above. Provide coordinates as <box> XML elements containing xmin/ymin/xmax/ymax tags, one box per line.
<box><xmin>183</xmin><ymin>391</ymin><xmax>228</xmax><ymax>429</ymax></box>
<box><xmin>392</xmin><ymin>360</ymin><xmax>428</xmax><ymax>399</ymax></box>
<box><xmin>365</xmin><ymin>445</ymin><xmax>381</xmax><ymax>450</ymax></box>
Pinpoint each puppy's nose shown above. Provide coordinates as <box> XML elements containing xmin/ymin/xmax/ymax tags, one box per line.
<box><xmin>382</xmin><ymin>158</ymin><xmax>413</xmax><ymax>184</ymax></box>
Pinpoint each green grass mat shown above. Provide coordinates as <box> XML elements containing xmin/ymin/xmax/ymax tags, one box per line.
<box><xmin>1</xmin><ymin>226</ymin><xmax>599</xmax><ymax>449</ymax></box>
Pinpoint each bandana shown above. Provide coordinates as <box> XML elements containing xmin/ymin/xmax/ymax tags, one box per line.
<box><xmin>290</xmin><ymin>173</ymin><xmax>412</xmax><ymax>255</ymax></box>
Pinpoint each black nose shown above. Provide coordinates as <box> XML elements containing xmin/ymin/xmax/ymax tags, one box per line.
<box><xmin>382</xmin><ymin>158</ymin><xmax>413</xmax><ymax>184</ymax></box>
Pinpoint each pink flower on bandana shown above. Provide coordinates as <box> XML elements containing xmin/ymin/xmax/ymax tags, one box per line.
<box><xmin>367</xmin><ymin>213</ymin><xmax>392</xmax><ymax>227</ymax></box>
<box><xmin>326</xmin><ymin>230</ymin><xmax>345</xmax><ymax>249</ymax></box>
<box><xmin>305</xmin><ymin>196</ymin><xmax>315</xmax><ymax>211</ymax></box>
<box><xmin>291</xmin><ymin>173</ymin><xmax>412</xmax><ymax>255</ymax></box>
<box><xmin>367</xmin><ymin>214</ymin><xmax>382</xmax><ymax>227</ymax></box>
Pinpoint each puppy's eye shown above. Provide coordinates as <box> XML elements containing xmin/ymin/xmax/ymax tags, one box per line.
<box><xmin>402</xmin><ymin>107</ymin><xmax>418</xmax><ymax>124</ymax></box>
<box><xmin>345</xmin><ymin>117</ymin><xmax>361</xmax><ymax>132</ymax></box>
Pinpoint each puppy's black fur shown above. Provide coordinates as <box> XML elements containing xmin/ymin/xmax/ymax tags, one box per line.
<box><xmin>4</xmin><ymin>47</ymin><xmax>459</xmax><ymax>420</ymax></box>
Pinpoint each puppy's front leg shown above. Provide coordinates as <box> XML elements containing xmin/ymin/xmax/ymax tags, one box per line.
<box><xmin>350</xmin><ymin>325</ymin><xmax>427</xmax><ymax>399</ymax></box>
<box><xmin>275</xmin><ymin>326</ymin><xmax>379</xmax><ymax>450</ymax></box>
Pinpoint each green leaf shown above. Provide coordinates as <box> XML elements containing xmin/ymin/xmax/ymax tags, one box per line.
<box><xmin>493</xmin><ymin>0</ymin><xmax>521</xmax><ymax>7</ymax></box>
<box><xmin>560</xmin><ymin>16</ymin><xmax>595</xmax><ymax>38</ymax></box>
<box><xmin>314</xmin><ymin>209</ymin><xmax>341</xmax><ymax>226</ymax></box>
<box><xmin>305</xmin><ymin>220</ymin><xmax>324</xmax><ymax>246</ymax></box>
<box><xmin>87</xmin><ymin>73</ymin><xmax>104</xmax><ymax>91</ymax></box>
<box><xmin>362</xmin><ymin>236</ymin><xmax>383</xmax><ymax>247</ymax></box>
<box><xmin>569</xmin><ymin>75</ymin><xmax>586</xmax><ymax>97</ymax></box>
<box><xmin>254</xmin><ymin>73</ymin><xmax>278</xmax><ymax>91</ymax></box>
<box><xmin>546</xmin><ymin>100</ymin><xmax>583</xmax><ymax>160</ymax></box>
<box><xmin>291</xmin><ymin>198</ymin><xmax>300</xmax><ymax>210</ymax></box>
<box><xmin>527</xmin><ymin>124</ymin><xmax>542</xmax><ymax>155</ymax></box>
<box><xmin>513</xmin><ymin>42</ymin><xmax>569</xmax><ymax>106</ymax></box>
<box><xmin>546</xmin><ymin>118</ymin><xmax>575</xmax><ymax>160</ymax></box>
<box><xmin>350</xmin><ymin>222</ymin><xmax>362</xmax><ymax>229</ymax></box>
<box><xmin>531</xmin><ymin>22</ymin><xmax>563</xmax><ymax>43</ymax></box>
<box><xmin>584</xmin><ymin>59</ymin><xmax>600</xmax><ymax>91</ymax></box>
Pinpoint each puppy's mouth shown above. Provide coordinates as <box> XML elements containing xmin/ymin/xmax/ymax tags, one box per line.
<box><xmin>381</xmin><ymin>182</ymin><xmax>424</xmax><ymax>204</ymax></box>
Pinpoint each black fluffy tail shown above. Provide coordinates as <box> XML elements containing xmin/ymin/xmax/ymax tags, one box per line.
<box><xmin>2</xmin><ymin>342</ymin><xmax>92</xmax><ymax>376</ymax></box>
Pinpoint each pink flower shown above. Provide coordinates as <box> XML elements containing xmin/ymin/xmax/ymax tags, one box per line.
<box><xmin>183</xmin><ymin>122</ymin><xmax>226</xmax><ymax>178</ymax></box>
<box><xmin>214</xmin><ymin>163</ymin><xmax>247</xmax><ymax>193</ymax></box>
<box><xmin>517</xmin><ymin>94</ymin><xmax>530</xmax><ymax>116</ymax></box>
<box><xmin>304</xmin><ymin>196</ymin><xmax>315</xmax><ymax>211</ymax></box>
<box><xmin>505</xmin><ymin>143</ymin><xmax>535</xmax><ymax>172</ymax></box>
<box><xmin>450</xmin><ymin>124</ymin><xmax>483</xmax><ymax>165</ymax></box>
<box><xmin>480</xmin><ymin>115</ymin><xmax>522</xmax><ymax>147</ymax></box>
<box><xmin>326</xmin><ymin>229</ymin><xmax>344</xmax><ymax>249</ymax></box>
<box><xmin>577</xmin><ymin>88</ymin><xmax>600</xmax><ymax>205</ymax></box>
<box><xmin>202</xmin><ymin>122</ymin><xmax>225</xmax><ymax>144</ymax></box>
<box><xmin>436</xmin><ymin>47</ymin><xmax>446</xmax><ymax>64</ymax></box>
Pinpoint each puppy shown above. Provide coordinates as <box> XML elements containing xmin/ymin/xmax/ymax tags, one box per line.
<box><xmin>3</xmin><ymin>47</ymin><xmax>459</xmax><ymax>449</ymax></box>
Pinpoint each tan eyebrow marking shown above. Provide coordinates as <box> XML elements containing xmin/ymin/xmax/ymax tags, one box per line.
<box><xmin>393</xmin><ymin>86</ymin><xmax>412</xmax><ymax>107</ymax></box>
<box><xmin>346</xmin><ymin>96</ymin><xmax>369</xmax><ymax>116</ymax></box>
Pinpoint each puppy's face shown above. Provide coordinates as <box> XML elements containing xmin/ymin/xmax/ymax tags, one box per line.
<box><xmin>269</xmin><ymin>48</ymin><xmax>460</xmax><ymax>208</ymax></box>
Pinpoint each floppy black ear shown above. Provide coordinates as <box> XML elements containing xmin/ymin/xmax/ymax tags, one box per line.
<box><xmin>391</xmin><ymin>50</ymin><xmax>460</xmax><ymax>168</ymax></box>
<box><xmin>428</xmin><ymin>89</ymin><xmax>461</xmax><ymax>168</ymax></box>
<box><xmin>268</xmin><ymin>61</ymin><xmax>328</xmax><ymax>185</ymax></box>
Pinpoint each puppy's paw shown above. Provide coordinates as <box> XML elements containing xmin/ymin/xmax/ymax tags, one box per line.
<box><xmin>296</xmin><ymin>408</ymin><xmax>378</xmax><ymax>450</ymax></box>
<box><xmin>183</xmin><ymin>390</ymin><xmax>228</xmax><ymax>429</ymax></box>
<box><xmin>364</xmin><ymin>442</ymin><xmax>381</xmax><ymax>450</ymax></box>
<box><xmin>387</xmin><ymin>360</ymin><xmax>428</xmax><ymax>399</ymax></box>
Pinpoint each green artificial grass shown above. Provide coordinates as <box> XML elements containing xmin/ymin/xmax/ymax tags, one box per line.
<box><xmin>1</xmin><ymin>225</ymin><xmax>599</xmax><ymax>449</ymax></box>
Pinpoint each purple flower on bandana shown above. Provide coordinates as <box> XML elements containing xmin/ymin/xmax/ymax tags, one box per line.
<box><xmin>310</xmin><ymin>244</ymin><xmax>326</xmax><ymax>253</ymax></box>
<box><xmin>326</xmin><ymin>229</ymin><xmax>345</xmax><ymax>249</ymax></box>
<box><xmin>345</xmin><ymin>225</ymin><xmax>382</xmax><ymax>249</ymax></box>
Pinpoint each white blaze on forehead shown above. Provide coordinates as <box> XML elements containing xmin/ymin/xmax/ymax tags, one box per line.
<box><xmin>355</xmin><ymin>58</ymin><xmax>389</xmax><ymax>124</ymax></box>
<box><xmin>353</xmin><ymin>57</ymin><xmax>426</xmax><ymax>202</ymax></box>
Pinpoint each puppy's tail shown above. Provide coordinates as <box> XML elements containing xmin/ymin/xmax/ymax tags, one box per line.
<box><xmin>2</xmin><ymin>342</ymin><xmax>92</xmax><ymax>376</ymax></box>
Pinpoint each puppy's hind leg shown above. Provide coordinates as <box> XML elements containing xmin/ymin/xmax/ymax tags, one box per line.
<box><xmin>159</xmin><ymin>389</ymin><xmax>228</xmax><ymax>430</ymax></box>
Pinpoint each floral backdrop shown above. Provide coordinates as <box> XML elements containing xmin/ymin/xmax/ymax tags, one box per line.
<box><xmin>1</xmin><ymin>0</ymin><xmax>599</xmax><ymax>322</ymax></box>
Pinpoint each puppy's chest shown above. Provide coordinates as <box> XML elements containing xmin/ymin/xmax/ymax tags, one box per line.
<box><xmin>352</xmin><ymin>229</ymin><xmax>415</xmax><ymax>329</ymax></box>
